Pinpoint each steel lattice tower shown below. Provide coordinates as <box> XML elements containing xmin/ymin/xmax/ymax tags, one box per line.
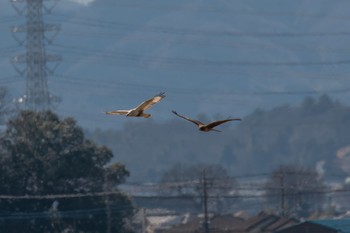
<box><xmin>10</xmin><ymin>0</ymin><xmax>61</xmax><ymax>111</ymax></box>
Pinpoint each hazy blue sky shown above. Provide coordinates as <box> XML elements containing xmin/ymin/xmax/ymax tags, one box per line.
<box><xmin>1</xmin><ymin>0</ymin><xmax>350</xmax><ymax>129</ymax></box>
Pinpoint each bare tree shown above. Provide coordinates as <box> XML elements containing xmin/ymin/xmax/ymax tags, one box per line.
<box><xmin>160</xmin><ymin>163</ymin><xmax>239</xmax><ymax>213</ymax></box>
<box><xmin>264</xmin><ymin>164</ymin><xmax>327</xmax><ymax>217</ymax></box>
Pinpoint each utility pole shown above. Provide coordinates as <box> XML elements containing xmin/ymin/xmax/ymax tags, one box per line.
<box><xmin>104</xmin><ymin>171</ymin><xmax>112</xmax><ymax>233</ymax></box>
<box><xmin>279</xmin><ymin>173</ymin><xmax>286</xmax><ymax>216</ymax></box>
<box><xmin>202</xmin><ymin>170</ymin><xmax>209</xmax><ymax>233</ymax></box>
<box><xmin>141</xmin><ymin>208</ymin><xmax>146</xmax><ymax>233</ymax></box>
<box><xmin>10</xmin><ymin>0</ymin><xmax>61</xmax><ymax>111</ymax></box>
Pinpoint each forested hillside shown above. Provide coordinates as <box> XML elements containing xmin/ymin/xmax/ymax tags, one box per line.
<box><xmin>87</xmin><ymin>95</ymin><xmax>350</xmax><ymax>182</ymax></box>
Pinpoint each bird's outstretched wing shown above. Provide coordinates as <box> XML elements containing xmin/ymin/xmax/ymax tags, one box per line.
<box><xmin>134</xmin><ymin>92</ymin><xmax>166</xmax><ymax>111</ymax></box>
<box><xmin>206</xmin><ymin>118</ymin><xmax>241</xmax><ymax>128</ymax></box>
<box><xmin>104</xmin><ymin>110</ymin><xmax>129</xmax><ymax>115</ymax></box>
<box><xmin>172</xmin><ymin>110</ymin><xmax>204</xmax><ymax>126</ymax></box>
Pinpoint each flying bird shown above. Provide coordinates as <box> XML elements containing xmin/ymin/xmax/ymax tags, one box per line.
<box><xmin>172</xmin><ymin>110</ymin><xmax>241</xmax><ymax>132</ymax></box>
<box><xmin>104</xmin><ymin>92</ymin><xmax>166</xmax><ymax>118</ymax></box>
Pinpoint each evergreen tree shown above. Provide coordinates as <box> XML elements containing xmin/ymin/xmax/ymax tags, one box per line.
<box><xmin>0</xmin><ymin>110</ymin><xmax>134</xmax><ymax>233</ymax></box>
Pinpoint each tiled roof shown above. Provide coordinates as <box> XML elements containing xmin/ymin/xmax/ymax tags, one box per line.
<box><xmin>210</xmin><ymin>214</ymin><xmax>245</xmax><ymax>230</ymax></box>
<box><xmin>159</xmin><ymin>212</ymin><xmax>300</xmax><ymax>233</ymax></box>
<box><xmin>263</xmin><ymin>217</ymin><xmax>299</xmax><ymax>232</ymax></box>
<box><xmin>160</xmin><ymin>215</ymin><xmax>243</xmax><ymax>233</ymax></box>
<box><xmin>275</xmin><ymin>221</ymin><xmax>339</xmax><ymax>233</ymax></box>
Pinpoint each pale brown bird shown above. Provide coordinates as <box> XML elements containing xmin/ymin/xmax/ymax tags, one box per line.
<box><xmin>104</xmin><ymin>92</ymin><xmax>165</xmax><ymax>118</ymax></box>
<box><xmin>172</xmin><ymin>110</ymin><xmax>241</xmax><ymax>132</ymax></box>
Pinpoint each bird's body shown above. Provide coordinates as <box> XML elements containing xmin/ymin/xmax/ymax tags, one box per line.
<box><xmin>172</xmin><ymin>110</ymin><xmax>241</xmax><ymax>132</ymax></box>
<box><xmin>105</xmin><ymin>92</ymin><xmax>165</xmax><ymax>118</ymax></box>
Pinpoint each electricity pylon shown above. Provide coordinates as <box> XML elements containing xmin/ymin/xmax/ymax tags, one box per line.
<box><xmin>10</xmin><ymin>0</ymin><xmax>61</xmax><ymax>111</ymax></box>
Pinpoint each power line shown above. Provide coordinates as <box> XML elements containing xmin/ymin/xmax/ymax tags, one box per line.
<box><xmin>49</xmin><ymin>44</ymin><xmax>350</xmax><ymax>69</ymax></box>
<box><xmin>47</xmin><ymin>13</ymin><xmax>350</xmax><ymax>39</ymax></box>
<box><xmin>53</xmin><ymin>19</ymin><xmax>350</xmax><ymax>38</ymax></box>
<box><xmin>131</xmin><ymin>188</ymin><xmax>350</xmax><ymax>200</ymax></box>
<box><xmin>0</xmin><ymin>45</ymin><xmax>22</xmax><ymax>52</ymax></box>
<box><xmin>2</xmin><ymin>192</ymin><xmax>349</xmax><ymax>221</ymax></box>
<box><xmin>0</xmin><ymin>169</ymin><xmax>345</xmax><ymax>200</ymax></box>
<box><xmin>0</xmin><ymin>190</ymin><xmax>128</xmax><ymax>200</ymax></box>
<box><xmin>52</xmin><ymin>36</ymin><xmax>350</xmax><ymax>55</ymax></box>
<box><xmin>0</xmin><ymin>204</ymin><xmax>133</xmax><ymax>220</ymax></box>
<box><xmin>0</xmin><ymin>75</ymin><xmax>23</xmax><ymax>84</ymax></box>
<box><xmin>126</xmin><ymin>171</ymin><xmax>345</xmax><ymax>187</ymax></box>
<box><xmin>0</xmin><ymin>187</ymin><xmax>348</xmax><ymax>201</ymax></box>
<box><xmin>47</xmin><ymin>49</ymin><xmax>350</xmax><ymax>80</ymax></box>
<box><xmin>0</xmin><ymin>15</ymin><xmax>21</xmax><ymax>24</ymax></box>
<box><xmin>50</xmin><ymin>43</ymin><xmax>350</xmax><ymax>66</ymax></box>
<box><xmin>52</xmin><ymin>74</ymin><xmax>350</xmax><ymax>97</ymax></box>
<box><xmin>84</xmin><ymin>2</ymin><xmax>350</xmax><ymax>22</ymax></box>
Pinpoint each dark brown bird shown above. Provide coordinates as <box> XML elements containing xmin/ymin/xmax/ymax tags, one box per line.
<box><xmin>172</xmin><ymin>110</ymin><xmax>241</xmax><ymax>132</ymax></box>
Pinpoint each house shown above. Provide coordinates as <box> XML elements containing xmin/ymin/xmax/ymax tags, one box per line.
<box><xmin>231</xmin><ymin>212</ymin><xmax>298</xmax><ymax>233</ymax></box>
<box><xmin>160</xmin><ymin>211</ymin><xmax>299</xmax><ymax>233</ymax></box>
<box><xmin>274</xmin><ymin>221</ymin><xmax>340</xmax><ymax>233</ymax></box>
<box><xmin>263</xmin><ymin>217</ymin><xmax>299</xmax><ymax>233</ymax></box>
<box><xmin>158</xmin><ymin>214</ymin><xmax>244</xmax><ymax>233</ymax></box>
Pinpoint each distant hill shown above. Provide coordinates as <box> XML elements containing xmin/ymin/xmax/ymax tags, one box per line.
<box><xmin>3</xmin><ymin>1</ymin><xmax>350</xmax><ymax>130</ymax></box>
<box><xmin>87</xmin><ymin>95</ymin><xmax>350</xmax><ymax>182</ymax></box>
